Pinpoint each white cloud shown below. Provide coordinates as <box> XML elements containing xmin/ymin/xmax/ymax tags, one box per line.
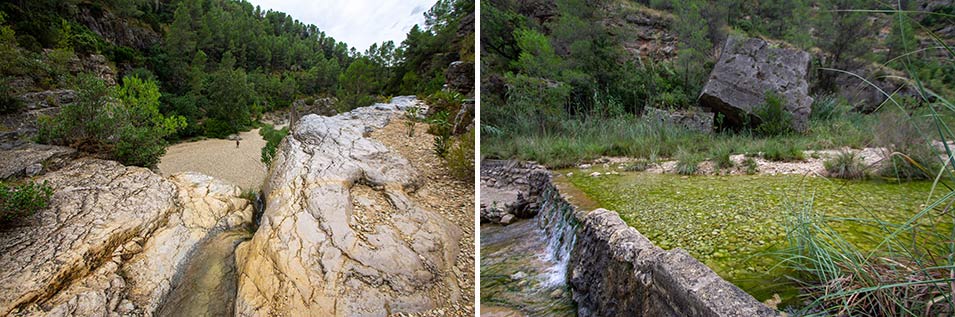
<box><xmin>246</xmin><ymin>0</ymin><xmax>436</xmax><ymax>51</ymax></box>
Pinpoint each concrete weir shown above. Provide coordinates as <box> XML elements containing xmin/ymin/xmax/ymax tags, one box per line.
<box><xmin>481</xmin><ymin>160</ymin><xmax>777</xmax><ymax>316</ymax></box>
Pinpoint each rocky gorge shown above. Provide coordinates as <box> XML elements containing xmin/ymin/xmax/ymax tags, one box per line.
<box><xmin>0</xmin><ymin>97</ymin><xmax>471</xmax><ymax>316</ymax></box>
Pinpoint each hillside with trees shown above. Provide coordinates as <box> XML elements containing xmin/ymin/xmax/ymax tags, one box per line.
<box><xmin>0</xmin><ymin>0</ymin><xmax>474</xmax><ymax>166</ymax></box>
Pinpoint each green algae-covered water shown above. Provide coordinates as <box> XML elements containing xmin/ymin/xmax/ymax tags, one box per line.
<box><xmin>560</xmin><ymin>167</ymin><xmax>946</xmax><ymax>308</ymax></box>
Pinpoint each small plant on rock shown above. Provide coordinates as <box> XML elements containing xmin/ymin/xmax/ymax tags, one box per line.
<box><xmin>675</xmin><ymin>148</ymin><xmax>701</xmax><ymax>175</ymax></box>
<box><xmin>743</xmin><ymin>157</ymin><xmax>758</xmax><ymax>174</ymax></box>
<box><xmin>824</xmin><ymin>150</ymin><xmax>866</xmax><ymax>180</ymax></box>
<box><xmin>711</xmin><ymin>145</ymin><xmax>734</xmax><ymax>169</ymax></box>
<box><xmin>404</xmin><ymin>106</ymin><xmax>421</xmax><ymax>137</ymax></box>
<box><xmin>0</xmin><ymin>180</ymin><xmax>54</xmax><ymax>225</ymax></box>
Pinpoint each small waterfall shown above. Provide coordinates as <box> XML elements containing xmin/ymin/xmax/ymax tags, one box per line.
<box><xmin>536</xmin><ymin>184</ymin><xmax>579</xmax><ymax>287</ymax></box>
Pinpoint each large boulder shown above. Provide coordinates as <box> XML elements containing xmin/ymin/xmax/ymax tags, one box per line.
<box><xmin>234</xmin><ymin>97</ymin><xmax>461</xmax><ymax>316</ymax></box>
<box><xmin>699</xmin><ymin>36</ymin><xmax>813</xmax><ymax>132</ymax></box>
<box><xmin>0</xmin><ymin>159</ymin><xmax>252</xmax><ymax>316</ymax></box>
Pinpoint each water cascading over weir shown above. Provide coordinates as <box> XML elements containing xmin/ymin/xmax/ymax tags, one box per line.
<box><xmin>481</xmin><ymin>160</ymin><xmax>777</xmax><ymax>316</ymax></box>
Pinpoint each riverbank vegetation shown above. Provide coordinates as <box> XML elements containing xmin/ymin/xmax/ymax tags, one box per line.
<box><xmin>1</xmin><ymin>0</ymin><xmax>474</xmax><ymax>166</ymax></box>
<box><xmin>480</xmin><ymin>0</ymin><xmax>953</xmax><ymax>171</ymax></box>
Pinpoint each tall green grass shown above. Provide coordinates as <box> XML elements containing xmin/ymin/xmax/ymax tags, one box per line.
<box><xmin>774</xmin><ymin>6</ymin><xmax>955</xmax><ymax>315</ymax></box>
<box><xmin>481</xmin><ymin>111</ymin><xmax>874</xmax><ymax>168</ymax></box>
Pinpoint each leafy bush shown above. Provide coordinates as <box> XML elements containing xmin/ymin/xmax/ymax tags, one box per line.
<box><xmin>37</xmin><ymin>74</ymin><xmax>185</xmax><ymax>167</ymax></box>
<box><xmin>425</xmin><ymin>90</ymin><xmax>464</xmax><ymax>115</ymax></box>
<box><xmin>404</xmin><ymin>106</ymin><xmax>421</xmax><ymax>137</ymax></box>
<box><xmin>446</xmin><ymin>129</ymin><xmax>474</xmax><ymax>182</ymax></box>
<box><xmin>259</xmin><ymin>124</ymin><xmax>289</xmax><ymax>166</ymax></box>
<box><xmin>0</xmin><ymin>180</ymin><xmax>53</xmax><ymax>225</ymax></box>
<box><xmin>824</xmin><ymin>150</ymin><xmax>866</xmax><ymax>180</ymax></box>
<box><xmin>753</xmin><ymin>92</ymin><xmax>794</xmax><ymax>136</ymax></box>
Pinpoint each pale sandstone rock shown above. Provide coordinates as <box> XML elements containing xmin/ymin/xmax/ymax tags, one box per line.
<box><xmin>235</xmin><ymin>98</ymin><xmax>462</xmax><ymax>316</ymax></box>
<box><xmin>0</xmin><ymin>159</ymin><xmax>252</xmax><ymax>316</ymax></box>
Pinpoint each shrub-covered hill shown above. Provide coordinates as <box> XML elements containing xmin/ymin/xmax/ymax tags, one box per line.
<box><xmin>1</xmin><ymin>0</ymin><xmax>474</xmax><ymax>139</ymax></box>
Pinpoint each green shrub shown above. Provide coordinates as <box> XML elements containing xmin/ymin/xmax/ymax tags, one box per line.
<box><xmin>824</xmin><ymin>150</ymin><xmax>866</xmax><ymax>180</ymax></box>
<box><xmin>425</xmin><ymin>90</ymin><xmax>464</xmax><ymax>115</ymax></box>
<box><xmin>260</xmin><ymin>124</ymin><xmax>289</xmax><ymax>166</ymax></box>
<box><xmin>761</xmin><ymin>141</ymin><xmax>805</xmax><ymax>161</ymax></box>
<box><xmin>625</xmin><ymin>159</ymin><xmax>650</xmax><ymax>172</ymax></box>
<box><xmin>0</xmin><ymin>180</ymin><xmax>53</xmax><ymax>225</ymax></box>
<box><xmin>710</xmin><ymin>144</ymin><xmax>734</xmax><ymax>169</ymax></box>
<box><xmin>811</xmin><ymin>94</ymin><xmax>846</xmax><ymax>121</ymax></box>
<box><xmin>743</xmin><ymin>157</ymin><xmax>758</xmax><ymax>174</ymax></box>
<box><xmin>0</xmin><ymin>82</ymin><xmax>21</xmax><ymax>114</ymax></box>
<box><xmin>446</xmin><ymin>129</ymin><xmax>474</xmax><ymax>182</ymax></box>
<box><xmin>37</xmin><ymin>74</ymin><xmax>185</xmax><ymax>167</ymax></box>
<box><xmin>753</xmin><ymin>91</ymin><xmax>794</xmax><ymax>136</ymax></box>
<box><xmin>675</xmin><ymin>148</ymin><xmax>701</xmax><ymax>175</ymax></box>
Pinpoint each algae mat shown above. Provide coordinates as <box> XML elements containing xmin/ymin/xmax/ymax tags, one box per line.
<box><xmin>560</xmin><ymin>168</ymin><xmax>946</xmax><ymax>307</ymax></box>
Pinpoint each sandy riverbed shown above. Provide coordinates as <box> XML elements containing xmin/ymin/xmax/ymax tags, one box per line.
<box><xmin>158</xmin><ymin>129</ymin><xmax>268</xmax><ymax>191</ymax></box>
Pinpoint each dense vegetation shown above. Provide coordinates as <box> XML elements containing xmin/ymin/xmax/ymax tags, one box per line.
<box><xmin>481</xmin><ymin>0</ymin><xmax>954</xmax><ymax>170</ymax></box>
<box><xmin>1</xmin><ymin>0</ymin><xmax>474</xmax><ymax>167</ymax></box>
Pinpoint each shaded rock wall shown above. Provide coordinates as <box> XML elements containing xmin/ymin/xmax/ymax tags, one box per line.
<box><xmin>482</xmin><ymin>160</ymin><xmax>776</xmax><ymax>317</ymax></box>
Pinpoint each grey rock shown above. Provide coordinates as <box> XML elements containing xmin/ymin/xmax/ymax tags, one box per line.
<box><xmin>445</xmin><ymin>61</ymin><xmax>474</xmax><ymax>96</ymax></box>
<box><xmin>0</xmin><ymin>143</ymin><xmax>77</xmax><ymax>181</ymax></box>
<box><xmin>0</xmin><ymin>159</ymin><xmax>252</xmax><ymax>316</ymax></box>
<box><xmin>235</xmin><ymin>96</ymin><xmax>461</xmax><ymax>316</ymax></box>
<box><xmin>699</xmin><ymin>36</ymin><xmax>813</xmax><ymax>132</ymax></box>
<box><xmin>644</xmin><ymin>106</ymin><xmax>714</xmax><ymax>133</ymax></box>
<box><xmin>500</xmin><ymin>213</ymin><xmax>516</xmax><ymax>225</ymax></box>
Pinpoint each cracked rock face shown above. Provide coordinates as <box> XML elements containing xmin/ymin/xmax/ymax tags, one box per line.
<box><xmin>0</xmin><ymin>159</ymin><xmax>252</xmax><ymax>316</ymax></box>
<box><xmin>235</xmin><ymin>98</ymin><xmax>462</xmax><ymax>316</ymax></box>
<box><xmin>699</xmin><ymin>36</ymin><xmax>813</xmax><ymax>132</ymax></box>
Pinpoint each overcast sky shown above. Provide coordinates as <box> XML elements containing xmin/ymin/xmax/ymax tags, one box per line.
<box><xmin>247</xmin><ymin>0</ymin><xmax>436</xmax><ymax>51</ymax></box>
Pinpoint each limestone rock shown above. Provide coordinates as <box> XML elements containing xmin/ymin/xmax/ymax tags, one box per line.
<box><xmin>0</xmin><ymin>143</ymin><xmax>77</xmax><ymax>180</ymax></box>
<box><xmin>0</xmin><ymin>159</ymin><xmax>253</xmax><ymax>316</ymax></box>
<box><xmin>644</xmin><ymin>106</ymin><xmax>713</xmax><ymax>133</ymax></box>
<box><xmin>18</xmin><ymin>90</ymin><xmax>77</xmax><ymax>111</ymax></box>
<box><xmin>235</xmin><ymin>97</ymin><xmax>461</xmax><ymax>316</ymax></box>
<box><xmin>445</xmin><ymin>61</ymin><xmax>475</xmax><ymax>95</ymax></box>
<box><xmin>699</xmin><ymin>36</ymin><xmax>813</xmax><ymax>132</ymax></box>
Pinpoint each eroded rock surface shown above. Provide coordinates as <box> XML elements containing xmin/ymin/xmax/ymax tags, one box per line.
<box><xmin>0</xmin><ymin>159</ymin><xmax>252</xmax><ymax>316</ymax></box>
<box><xmin>235</xmin><ymin>97</ymin><xmax>462</xmax><ymax>316</ymax></box>
<box><xmin>0</xmin><ymin>143</ymin><xmax>77</xmax><ymax>180</ymax></box>
<box><xmin>699</xmin><ymin>36</ymin><xmax>813</xmax><ymax>132</ymax></box>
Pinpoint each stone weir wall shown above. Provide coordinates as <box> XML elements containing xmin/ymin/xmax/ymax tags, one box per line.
<box><xmin>481</xmin><ymin>160</ymin><xmax>777</xmax><ymax>317</ymax></box>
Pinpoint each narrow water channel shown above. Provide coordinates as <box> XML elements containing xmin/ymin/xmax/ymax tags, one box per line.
<box><xmin>480</xmin><ymin>219</ymin><xmax>576</xmax><ymax>316</ymax></box>
<box><xmin>156</xmin><ymin>229</ymin><xmax>252</xmax><ymax>317</ymax></box>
